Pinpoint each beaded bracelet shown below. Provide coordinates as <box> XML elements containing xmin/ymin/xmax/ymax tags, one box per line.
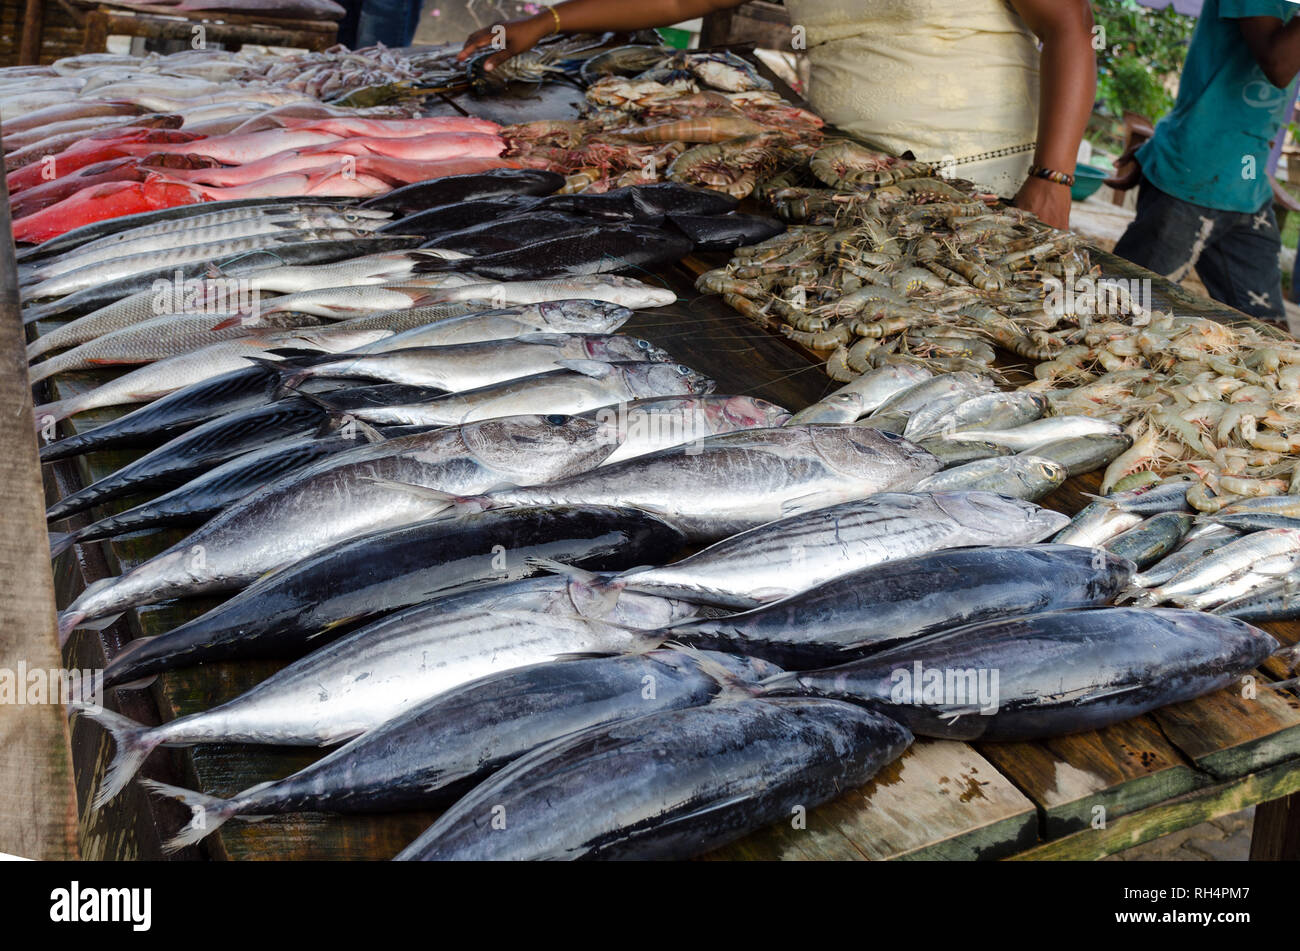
<box><xmin>1027</xmin><ymin>164</ymin><xmax>1075</xmax><ymax>187</ymax></box>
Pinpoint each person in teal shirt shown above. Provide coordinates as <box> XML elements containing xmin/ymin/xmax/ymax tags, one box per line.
<box><xmin>1110</xmin><ymin>0</ymin><xmax>1300</xmax><ymax>324</ymax></box>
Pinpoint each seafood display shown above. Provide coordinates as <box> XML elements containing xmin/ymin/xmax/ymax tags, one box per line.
<box><xmin>13</xmin><ymin>39</ymin><xmax>1300</xmax><ymax>865</ymax></box>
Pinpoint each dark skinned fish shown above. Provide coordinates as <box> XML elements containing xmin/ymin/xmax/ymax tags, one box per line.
<box><xmin>668</xmin><ymin>545</ymin><xmax>1136</xmax><ymax>668</ymax></box>
<box><xmin>395</xmin><ymin>696</ymin><xmax>910</xmax><ymax>861</ymax></box>
<box><xmin>762</xmin><ymin>607</ymin><xmax>1279</xmax><ymax>741</ymax></box>
<box><xmin>94</xmin><ymin>505</ymin><xmax>688</xmax><ymax>687</ymax></box>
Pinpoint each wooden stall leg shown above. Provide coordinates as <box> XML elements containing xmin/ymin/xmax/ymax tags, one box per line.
<box><xmin>19</xmin><ymin>0</ymin><xmax>45</xmax><ymax>65</ymax></box>
<box><xmin>82</xmin><ymin>10</ymin><xmax>110</xmax><ymax>55</ymax></box>
<box><xmin>1250</xmin><ymin>791</ymin><xmax>1300</xmax><ymax>860</ymax></box>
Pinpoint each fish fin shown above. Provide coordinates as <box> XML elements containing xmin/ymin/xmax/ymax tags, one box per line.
<box><xmin>208</xmin><ymin>314</ymin><xmax>245</xmax><ymax>331</ymax></box>
<box><xmin>140</xmin><ymin>780</ymin><xmax>237</xmax><ymax>853</ymax></box>
<box><xmin>204</xmin><ymin>263</ymin><xmax>227</xmax><ymax>279</ymax></box>
<box><xmin>304</xmin><ymin>615</ymin><xmax>362</xmax><ymax>641</ymax></box>
<box><xmin>528</xmin><ymin>558</ymin><xmax>624</xmax><ymax>619</ymax></box>
<box><xmin>556</xmin><ymin>359</ymin><xmax>613</xmax><ymax>379</ymax></box>
<box><xmin>551</xmin><ymin>650</ymin><xmax>620</xmax><ymax>662</ymax></box>
<box><xmin>317</xmin><ymin>413</ymin><xmax>386</xmax><ymax>444</ymax></box>
<box><xmin>779</xmin><ymin>492</ymin><xmax>831</xmax><ymax>519</ymax></box>
<box><xmin>358</xmin><ymin>477</ymin><xmax>466</xmax><ymax>507</ymax></box>
<box><xmin>77</xmin><ymin>612</ymin><xmax>125</xmax><ymax>633</ymax></box>
<box><xmin>662</xmin><ymin>642</ymin><xmax>763</xmax><ymax>699</ymax></box>
<box><xmin>1263</xmin><ymin>675</ymin><xmax>1300</xmax><ymax>692</ymax></box>
<box><xmin>68</xmin><ymin>703</ymin><xmax>161</xmax><ymax>808</ymax></box>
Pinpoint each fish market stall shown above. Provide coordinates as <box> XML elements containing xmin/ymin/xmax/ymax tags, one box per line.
<box><xmin>5</xmin><ymin>38</ymin><xmax>1300</xmax><ymax>862</ymax></box>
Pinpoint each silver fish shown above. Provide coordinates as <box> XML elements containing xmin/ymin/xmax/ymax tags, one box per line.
<box><xmin>73</xmin><ymin>568</ymin><xmax>710</xmax><ymax>806</ymax></box>
<box><xmin>338</xmin><ymin>360</ymin><xmax>715</xmax><ymax>427</ymax></box>
<box><xmin>472</xmin><ymin>425</ymin><xmax>940</xmax><ymax>542</ymax></box>
<box><xmin>904</xmin><ymin>391</ymin><xmax>1047</xmax><ymax>442</ymax></box>
<box><xmin>936</xmin><ymin>415</ymin><xmax>1126</xmax><ymax>450</ymax></box>
<box><xmin>1134</xmin><ymin>525</ymin><xmax>1242</xmax><ymax>588</ymax></box>
<box><xmin>914</xmin><ymin>455</ymin><xmax>1067</xmax><ymax>501</ymax></box>
<box><xmin>1140</xmin><ymin>528</ymin><xmax>1300</xmax><ymax>605</ymax></box>
<box><xmin>594</xmin><ymin>395</ymin><xmax>792</xmax><ymax>466</ymax></box>
<box><xmin>275</xmin><ymin>334</ymin><xmax>672</xmax><ymax>391</ymax></box>
<box><xmin>57</xmin><ymin>414</ymin><xmax>623</xmax><ymax>637</ymax></box>
<box><xmin>620</xmin><ymin>490</ymin><xmax>1068</xmax><ymax>608</ymax></box>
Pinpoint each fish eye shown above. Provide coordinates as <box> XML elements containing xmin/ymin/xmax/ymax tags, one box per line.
<box><xmin>545</xmin><ymin>414</ymin><xmax>568</xmax><ymax>425</ymax></box>
<box><xmin>637</xmin><ymin>339</ymin><xmax>652</xmax><ymax>349</ymax></box>
<box><xmin>676</xmin><ymin>365</ymin><xmax>691</xmax><ymax>375</ymax></box>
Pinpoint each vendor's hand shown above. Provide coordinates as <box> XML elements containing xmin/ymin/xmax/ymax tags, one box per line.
<box><xmin>457</xmin><ymin>16</ymin><xmax>550</xmax><ymax>71</ymax></box>
<box><xmin>1103</xmin><ymin>144</ymin><xmax>1141</xmax><ymax>191</ymax></box>
<box><xmin>1014</xmin><ymin>175</ymin><xmax>1071</xmax><ymax>230</ymax></box>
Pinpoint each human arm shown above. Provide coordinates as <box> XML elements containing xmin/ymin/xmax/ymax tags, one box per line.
<box><xmin>1236</xmin><ymin>14</ymin><xmax>1300</xmax><ymax>88</ymax></box>
<box><xmin>1008</xmin><ymin>0</ymin><xmax>1097</xmax><ymax>229</ymax></box>
<box><xmin>457</xmin><ymin>0</ymin><xmax>751</xmax><ymax>71</ymax></box>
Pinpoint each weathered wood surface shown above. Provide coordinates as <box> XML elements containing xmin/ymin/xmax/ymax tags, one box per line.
<box><xmin>80</xmin><ymin>4</ymin><xmax>338</xmax><ymax>56</ymax></box>
<box><xmin>0</xmin><ymin>161</ymin><xmax>79</xmax><ymax>860</ymax></box>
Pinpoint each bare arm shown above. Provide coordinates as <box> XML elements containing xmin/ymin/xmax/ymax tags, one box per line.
<box><xmin>458</xmin><ymin>0</ymin><xmax>751</xmax><ymax>70</ymax></box>
<box><xmin>1238</xmin><ymin>15</ymin><xmax>1300</xmax><ymax>88</ymax></box>
<box><xmin>1009</xmin><ymin>0</ymin><xmax>1096</xmax><ymax>229</ymax></box>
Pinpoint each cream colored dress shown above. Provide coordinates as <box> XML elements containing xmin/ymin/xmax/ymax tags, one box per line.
<box><xmin>784</xmin><ymin>0</ymin><xmax>1041</xmax><ymax>196</ymax></box>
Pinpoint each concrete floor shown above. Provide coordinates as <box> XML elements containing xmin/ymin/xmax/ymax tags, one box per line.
<box><xmin>1102</xmin><ymin>808</ymin><xmax>1254</xmax><ymax>861</ymax></box>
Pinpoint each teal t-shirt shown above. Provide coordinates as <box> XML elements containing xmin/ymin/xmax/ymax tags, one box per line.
<box><xmin>1137</xmin><ymin>0</ymin><xmax>1298</xmax><ymax>213</ymax></box>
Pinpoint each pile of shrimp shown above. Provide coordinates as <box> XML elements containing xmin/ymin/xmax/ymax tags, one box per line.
<box><xmin>502</xmin><ymin>79</ymin><xmax>823</xmax><ymax>195</ymax></box>
<box><xmin>696</xmin><ymin>139</ymin><xmax>1100</xmax><ymax>382</ymax></box>
<box><xmin>1021</xmin><ymin>314</ymin><xmax>1300</xmax><ymax>506</ymax></box>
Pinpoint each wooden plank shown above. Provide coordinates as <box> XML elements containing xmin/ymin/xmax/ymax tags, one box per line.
<box><xmin>1010</xmin><ymin>756</ymin><xmax>1300</xmax><ymax>861</ymax></box>
<box><xmin>1250</xmin><ymin>790</ymin><xmax>1300</xmax><ymax>860</ymax></box>
<box><xmin>979</xmin><ymin>719</ymin><xmax>1204</xmax><ymax>839</ymax></box>
<box><xmin>705</xmin><ymin>740</ymin><xmax>1038</xmax><ymax>861</ymax></box>
<box><xmin>1151</xmin><ymin>684</ymin><xmax>1300</xmax><ymax>781</ymax></box>
<box><xmin>0</xmin><ymin>153</ymin><xmax>79</xmax><ymax>860</ymax></box>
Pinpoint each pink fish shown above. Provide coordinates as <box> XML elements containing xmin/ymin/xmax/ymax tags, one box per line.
<box><xmin>12</xmin><ymin>179</ymin><xmax>203</xmax><ymax>244</ymax></box>
<box><xmin>147</xmin><ymin>165</ymin><xmax>389</xmax><ymax>201</ymax></box>
<box><xmin>7</xmin><ymin>128</ymin><xmax>202</xmax><ymax>194</ymax></box>
<box><xmin>120</xmin><ymin>128</ymin><xmax>342</xmax><ymax>165</ymax></box>
<box><xmin>299</xmin><ymin>131</ymin><xmax>505</xmax><ymax>162</ymax></box>
<box><xmin>279</xmin><ymin>116</ymin><xmax>500</xmax><ymax>138</ymax></box>
<box><xmin>159</xmin><ymin>148</ymin><xmax>346</xmax><ymax>187</ymax></box>
<box><xmin>352</xmin><ymin>155</ymin><xmax>523</xmax><ymax>186</ymax></box>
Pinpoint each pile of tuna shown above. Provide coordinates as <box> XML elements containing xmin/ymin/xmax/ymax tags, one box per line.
<box><xmin>35</xmin><ymin>294</ymin><xmax>1292</xmax><ymax>856</ymax></box>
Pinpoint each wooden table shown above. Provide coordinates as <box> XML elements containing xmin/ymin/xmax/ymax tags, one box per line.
<box><xmin>24</xmin><ymin>244</ymin><xmax>1300</xmax><ymax>861</ymax></box>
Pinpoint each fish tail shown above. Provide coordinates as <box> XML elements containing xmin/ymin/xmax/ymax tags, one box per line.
<box><xmin>664</xmin><ymin>642</ymin><xmax>764</xmax><ymax>699</ymax></box>
<box><xmin>58</xmin><ymin>576</ymin><xmax>125</xmax><ymax>646</ymax></box>
<box><xmin>1272</xmin><ymin>643</ymin><xmax>1300</xmax><ymax>671</ymax></box>
<box><xmin>49</xmin><ymin>529</ymin><xmax>81</xmax><ymax>559</ymax></box>
<box><xmin>69</xmin><ymin>703</ymin><xmax>163</xmax><ymax>807</ymax></box>
<box><xmin>141</xmin><ymin>780</ymin><xmax>237</xmax><ymax>852</ymax></box>
<box><xmin>752</xmin><ymin>669</ymin><xmax>804</xmax><ymax>697</ymax></box>
<box><xmin>32</xmin><ymin>395</ymin><xmax>78</xmax><ymax>428</ymax></box>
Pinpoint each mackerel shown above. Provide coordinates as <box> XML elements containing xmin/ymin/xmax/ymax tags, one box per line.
<box><xmin>141</xmin><ymin>649</ymin><xmax>776</xmax><ymax>851</ymax></box>
<box><xmin>764</xmin><ymin>608</ymin><xmax>1279</xmax><ymax>740</ymax></box>
<box><xmin>336</xmin><ymin>361</ymin><xmax>715</xmax><ymax>427</ymax></box>
<box><xmin>620</xmin><ymin>491</ymin><xmax>1068</xmax><ymax>608</ymax></box>
<box><xmin>92</xmin><ymin>505</ymin><xmax>689</xmax><ymax>686</ymax></box>
<box><xmin>669</xmin><ymin>545</ymin><xmax>1135</xmax><ymax>668</ymax></box>
<box><xmin>914</xmin><ymin>455</ymin><xmax>1067</xmax><ymax>500</ymax></box>
<box><xmin>396</xmin><ymin>697</ymin><xmax>911</xmax><ymax>861</ymax></box>
<box><xmin>471</xmin><ymin>425</ymin><xmax>940</xmax><ymax>542</ymax></box>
